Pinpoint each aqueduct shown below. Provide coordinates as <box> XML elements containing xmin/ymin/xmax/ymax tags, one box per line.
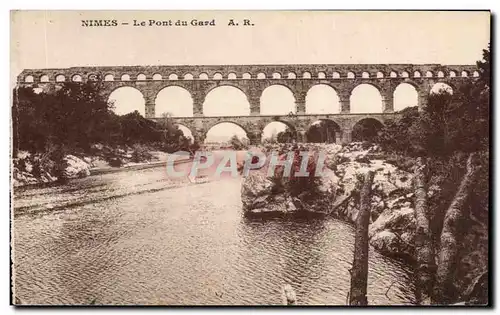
<box><xmin>17</xmin><ymin>64</ymin><xmax>480</xmax><ymax>144</ymax></box>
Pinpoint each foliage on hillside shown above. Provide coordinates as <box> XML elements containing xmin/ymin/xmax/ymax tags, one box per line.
<box><xmin>12</xmin><ymin>82</ymin><xmax>193</xmax><ymax>158</ymax></box>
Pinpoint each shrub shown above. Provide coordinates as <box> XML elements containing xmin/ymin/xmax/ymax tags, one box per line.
<box><xmin>230</xmin><ymin>135</ymin><xmax>247</xmax><ymax>150</ymax></box>
<box><xmin>131</xmin><ymin>144</ymin><xmax>153</xmax><ymax>163</ymax></box>
<box><xmin>107</xmin><ymin>157</ymin><xmax>123</xmax><ymax>167</ymax></box>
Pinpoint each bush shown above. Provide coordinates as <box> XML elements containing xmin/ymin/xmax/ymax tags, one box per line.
<box><xmin>131</xmin><ymin>144</ymin><xmax>153</xmax><ymax>163</ymax></box>
<box><xmin>230</xmin><ymin>135</ymin><xmax>248</xmax><ymax>150</ymax></box>
<box><xmin>107</xmin><ymin>157</ymin><xmax>123</xmax><ymax>167</ymax></box>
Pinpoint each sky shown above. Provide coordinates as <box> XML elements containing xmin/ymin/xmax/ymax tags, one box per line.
<box><xmin>11</xmin><ymin>11</ymin><xmax>490</xmax><ymax>142</ymax></box>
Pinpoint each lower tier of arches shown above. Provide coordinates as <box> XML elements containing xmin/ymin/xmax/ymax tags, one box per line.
<box><xmin>151</xmin><ymin>113</ymin><xmax>397</xmax><ymax>145</ymax></box>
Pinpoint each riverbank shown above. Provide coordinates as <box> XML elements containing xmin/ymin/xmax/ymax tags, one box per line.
<box><xmin>12</xmin><ymin>145</ymin><xmax>191</xmax><ymax>187</ymax></box>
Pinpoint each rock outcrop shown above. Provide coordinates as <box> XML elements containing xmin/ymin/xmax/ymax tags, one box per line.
<box><xmin>12</xmin><ymin>151</ymin><xmax>92</xmax><ymax>187</ymax></box>
<box><xmin>241</xmin><ymin>142</ymin><xmax>419</xmax><ymax>260</ymax></box>
<box><xmin>241</xmin><ymin>150</ymin><xmax>335</xmax><ymax>216</ymax></box>
<box><xmin>62</xmin><ymin>155</ymin><xmax>91</xmax><ymax>179</ymax></box>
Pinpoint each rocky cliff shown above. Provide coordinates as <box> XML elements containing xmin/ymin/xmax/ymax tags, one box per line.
<box><xmin>241</xmin><ymin>142</ymin><xmax>426</xmax><ymax>261</ymax></box>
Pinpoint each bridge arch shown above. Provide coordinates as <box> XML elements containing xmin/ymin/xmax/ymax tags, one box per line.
<box><xmin>152</xmin><ymin>73</ymin><xmax>162</xmax><ymax>80</ymax></box>
<box><xmin>261</xmin><ymin>121</ymin><xmax>297</xmax><ymax>143</ymax></box>
<box><xmin>205</xmin><ymin>121</ymin><xmax>250</xmax><ymax>144</ymax></box>
<box><xmin>203</xmin><ymin>85</ymin><xmax>250</xmax><ymax>116</ymax></box>
<box><xmin>204</xmin><ymin>84</ymin><xmax>249</xmax><ymax>100</ymax></box>
<box><xmin>104</xmin><ymin>74</ymin><xmax>114</xmax><ymax>81</ymax></box>
<box><xmin>260</xmin><ymin>84</ymin><xmax>296</xmax><ymax>115</ymax></box>
<box><xmin>287</xmin><ymin>72</ymin><xmax>296</xmax><ymax>79</ymax></box>
<box><xmin>108</xmin><ymin>86</ymin><xmax>146</xmax><ymax>116</ymax></box>
<box><xmin>206</xmin><ymin>121</ymin><xmax>250</xmax><ymax>135</ymax></box>
<box><xmin>242</xmin><ymin>72</ymin><xmax>252</xmax><ymax>79</ymax></box>
<box><xmin>332</xmin><ymin>72</ymin><xmax>340</xmax><ymax>79</ymax></box>
<box><xmin>88</xmin><ymin>73</ymin><xmax>99</xmax><ymax>81</ymax></box>
<box><xmin>350</xmin><ymin>81</ymin><xmax>384</xmax><ymax>93</ymax></box>
<box><xmin>271</xmin><ymin>72</ymin><xmax>281</xmax><ymax>79</ymax></box>
<box><xmin>24</xmin><ymin>75</ymin><xmax>34</xmax><ymax>83</ymax></box>
<box><xmin>305</xmin><ymin>84</ymin><xmax>340</xmax><ymax>114</ymax></box>
<box><xmin>393</xmin><ymin>83</ymin><xmax>419</xmax><ymax>111</ymax></box>
<box><xmin>183</xmin><ymin>73</ymin><xmax>194</xmax><ymax>80</ymax></box>
<box><xmin>350</xmin><ymin>83</ymin><xmax>383</xmax><ymax>113</ymax></box>
<box><xmin>72</xmin><ymin>74</ymin><xmax>82</xmax><ymax>82</ymax></box>
<box><xmin>352</xmin><ymin>117</ymin><xmax>384</xmax><ymax>142</ymax></box>
<box><xmin>155</xmin><ymin>86</ymin><xmax>193</xmax><ymax>117</ymax></box>
<box><xmin>55</xmin><ymin>74</ymin><xmax>66</xmax><ymax>82</ymax></box>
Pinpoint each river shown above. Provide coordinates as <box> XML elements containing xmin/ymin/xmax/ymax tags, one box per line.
<box><xmin>12</xmin><ymin>161</ymin><xmax>415</xmax><ymax>305</ymax></box>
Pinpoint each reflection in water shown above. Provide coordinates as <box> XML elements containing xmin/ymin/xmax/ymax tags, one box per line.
<box><xmin>13</xmin><ymin>167</ymin><xmax>414</xmax><ymax>305</ymax></box>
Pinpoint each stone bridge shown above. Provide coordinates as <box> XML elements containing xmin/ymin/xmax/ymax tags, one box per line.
<box><xmin>17</xmin><ymin>63</ymin><xmax>480</xmax><ymax>143</ymax></box>
<box><xmin>150</xmin><ymin>113</ymin><xmax>400</xmax><ymax>144</ymax></box>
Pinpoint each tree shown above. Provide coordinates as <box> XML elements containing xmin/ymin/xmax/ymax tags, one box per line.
<box><xmin>13</xmin><ymin>82</ymin><xmax>112</xmax><ymax>153</ymax></box>
<box><xmin>230</xmin><ymin>135</ymin><xmax>245</xmax><ymax>150</ymax></box>
<box><xmin>160</xmin><ymin>112</ymin><xmax>179</xmax><ymax>136</ymax></box>
<box><xmin>413</xmin><ymin>157</ymin><xmax>436</xmax><ymax>305</ymax></box>
<box><xmin>277</xmin><ymin>126</ymin><xmax>296</xmax><ymax>143</ymax></box>
<box><xmin>12</xmin><ymin>82</ymin><xmax>190</xmax><ymax>156</ymax></box>
<box><xmin>376</xmin><ymin>106</ymin><xmax>420</xmax><ymax>155</ymax></box>
<box><xmin>305</xmin><ymin>121</ymin><xmax>337</xmax><ymax>143</ymax></box>
<box><xmin>269</xmin><ymin>129</ymin><xmax>278</xmax><ymax>143</ymax></box>
<box><xmin>433</xmin><ymin>153</ymin><xmax>481</xmax><ymax>304</ymax></box>
<box><xmin>349</xmin><ymin>171</ymin><xmax>374</xmax><ymax>305</ymax></box>
<box><xmin>157</xmin><ymin>112</ymin><xmax>190</xmax><ymax>152</ymax></box>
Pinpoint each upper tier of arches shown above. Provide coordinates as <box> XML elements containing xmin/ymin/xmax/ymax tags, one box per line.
<box><xmin>19</xmin><ymin>64</ymin><xmax>480</xmax><ymax>83</ymax></box>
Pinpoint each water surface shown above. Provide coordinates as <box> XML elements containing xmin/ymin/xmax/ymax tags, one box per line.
<box><xmin>13</xmin><ymin>165</ymin><xmax>415</xmax><ymax>305</ymax></box>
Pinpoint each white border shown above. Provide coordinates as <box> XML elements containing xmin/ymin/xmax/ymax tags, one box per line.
<box><xmin>2</xmin><ymin>1</ymin><xmax>497</xmax><ymax>315</ymax></box>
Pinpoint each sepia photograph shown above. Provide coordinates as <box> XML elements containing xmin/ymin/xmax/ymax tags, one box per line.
<box><xmin>10</xmin><ymin>10</ymin><xmax>491</xmax><ymax>306</ymax></box>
